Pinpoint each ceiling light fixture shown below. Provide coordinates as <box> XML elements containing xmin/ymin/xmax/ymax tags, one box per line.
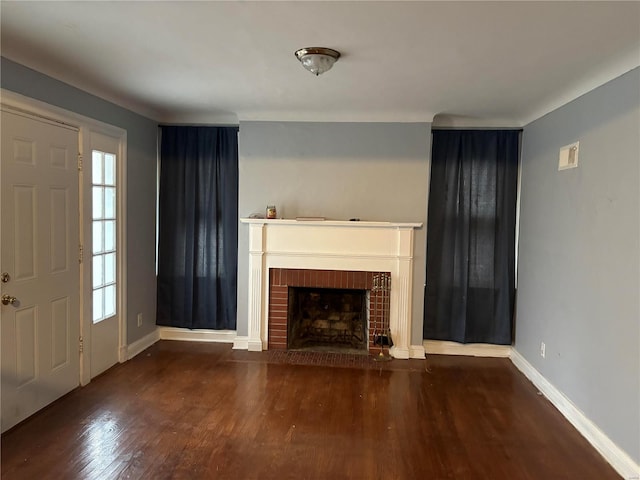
<box><xmin>294</xmin><ymin>47</ymin><xmax>341</xmax><ymax>76</ymax></box>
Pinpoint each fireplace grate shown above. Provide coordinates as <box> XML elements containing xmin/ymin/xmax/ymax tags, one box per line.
<box><xmin>287</xmin><ymin>288</ymin><xmax>367</xmax><ymax>351</ymax></box>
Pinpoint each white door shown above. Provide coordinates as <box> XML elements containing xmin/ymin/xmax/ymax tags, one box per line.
<box><xmin>1</xmin><ymin>109</ymin><xmax>80</xmax><ymax>432</ymax></box>
<box><xmin>88</xmin><ymin>132</ymin><xmax>121</xmax><ymax>378</ymax></box>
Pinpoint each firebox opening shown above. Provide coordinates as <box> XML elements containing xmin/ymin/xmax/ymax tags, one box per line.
<box><xmin>287</xmin><ymin>287</ymin><xmax>368</xmax><ymax>353</ymax></box>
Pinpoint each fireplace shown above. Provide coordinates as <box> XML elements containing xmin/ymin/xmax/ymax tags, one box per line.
<box><xmin>287</xmin><ymin>287</ymin><xmax>367</xmax><ymax>351</ymax></box>
<box><xmin>237</xmin><ymin>218</ymin><xmax>424</xmax><ymax>359</ymax></box>
<box><xmin>268</xmin><ymin>269</ymin><xmax>391</xmax><ymax>353</ymax></box>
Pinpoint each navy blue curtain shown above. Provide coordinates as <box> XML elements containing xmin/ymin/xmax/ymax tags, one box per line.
<box><xmin>424</xmin><ymin>130</ymin><xmax>520</xmax><ymax>344</ymax></box>
<box><xmin>157</xmin><ymin>126</ymin><xmax>238</xmax><ymax>330</ymax></box>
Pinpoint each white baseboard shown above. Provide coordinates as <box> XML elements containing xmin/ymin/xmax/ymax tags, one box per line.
<box><xmin>126</xmin><ymin>328</ymin><xmax>160</xmax><ymax>360</ymax></box>
<box><xmin>510</xmin><ymin>349</ymin><xmax>640</xmax><ymax>480</ymax></box>
<box><xmin>158</xmin><ymin>327</ymin><xmax>236</xmax><ymax>343</ymax></box>
<box><xmin>231</xmin><ymin>336</ymin><xmax>265</xmax><ymax>351</ymax></box>
<box><xmin>232</xmin><ymin>336</ymin><xmax>249</xmax><ymax>350</ymax></box>
<box><xmin>389</xmin><ymin>346</ymin><xmax>410</xmax><ymax>359</ymax></box>
<box><xmin>424</xmin><ymin>340</ymin><xmax>511</xmax><ymax>357</ymax></box>
<box><xmin>409</xmin><ymin>344</ymin><xmax>426</xmax><ymax>359</ymax></box>
<box><xmin>118</xmin><ymin>345</ymin><xmax>127</xmax><ymax>363</ymax></box>
<box><xmin>248</xmin><ymin>339</ymin><xmax>264</xmax><ymax>351</ymax></box>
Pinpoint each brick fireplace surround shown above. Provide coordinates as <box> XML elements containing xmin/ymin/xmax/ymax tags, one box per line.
<box><xmin>268</xmin><ymin>268</ymin><xmax>390</xmax><ymax>350</ymax></box>
<box><xmin>236</xmin><ymin>218</ymin><xmax>425</xmax><ymax>359</ymax></box>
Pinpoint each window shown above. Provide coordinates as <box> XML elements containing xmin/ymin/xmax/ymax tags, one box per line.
<box><xmin>92</xmin><ymin>150</ymin><xmax>117</xmax><ymax>323</ymax></box>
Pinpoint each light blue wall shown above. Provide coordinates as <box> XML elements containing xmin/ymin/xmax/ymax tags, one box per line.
<box><xmin>1</xmin><ymin>57</ymin><xmax>159</xmax><ymax>345</ymax></box>
<box><xmin>237</xmin><ymin>121</ymin><xmax>431</xmax><ymax>344</ymax></box>
<box><xmin>516</xmin><ymin>68</ymin><xmax>640</xmax><ymax>463</ymax></box>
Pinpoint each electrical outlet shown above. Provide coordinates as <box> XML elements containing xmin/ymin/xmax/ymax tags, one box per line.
<box><xmin>540</xmin><ymin>342</ymin><xmax>546</xmax><ymax>358</ymax></box>
<box><xmin>137</xmin><ymin>313</ymin><xmax>143</xmax><ymax>327</ymax></box>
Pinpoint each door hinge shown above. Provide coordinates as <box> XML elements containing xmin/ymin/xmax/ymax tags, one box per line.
<box><xmin>79</xmin><ymin>336</ymin><xmax>84</xmax><ymax>354</ymax></box>
<box><xmin>78</xmin><ymin>153</ymin><xmax>83</xmax><ymax>171</ymax></box>
<box><xmin>79</xmin><ymin>244</ymin><xmax>84</xmax><ymax>264</ymax></box>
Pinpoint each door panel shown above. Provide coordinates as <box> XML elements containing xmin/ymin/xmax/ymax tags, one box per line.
<box><xmin>89</xmin><ymin>132</ymin><xmax>121</xmax><ymax>379</ymax></box>
<box><xmin>1</xmin><ymin>110</ymin><xmax>80</xmax><ymax>432</ymax></box>
<box><xmin>13</xmin><ymin>185</ymin><xmax>37</xmax><ymax>280</ymax></box>
<box><xmin>15</xmin><ymin>306</ymin><xmax>37</xmax><ymax>385</ymax></box>
<box><xmin>50</xmin><ymin>187</ymin><xmax>70</xmax><ymax>273</ymax></box>
<box><xmin>51</xmin><ymin>296</ymin><xmax>70</xmax><ymax>369</ymax></box>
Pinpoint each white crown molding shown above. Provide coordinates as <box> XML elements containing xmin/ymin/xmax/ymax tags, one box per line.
<box><xmin>237</xmin><ymin>110</ymin><xmax>438</xmax><ymax>124</ymax></box>
<box><xmin>432</xmin><ymin>114</ymin><xmax>521</xmax><ymax>129</ymax></box>
<box><xmin>158</xmin><ymin>111</ymin><xmax>240</xmax><ymax>126</ymax></box>
<box><xmin>510</xmin><ymin>349</ymin><xmax>640</xmax><ymax>480</ymax></box>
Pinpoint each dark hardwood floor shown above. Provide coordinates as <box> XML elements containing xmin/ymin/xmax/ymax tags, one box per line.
<box><xmin>1</xmin><ymin>341</ymin><xmax>620</xmax><ymax>479</ymax></box>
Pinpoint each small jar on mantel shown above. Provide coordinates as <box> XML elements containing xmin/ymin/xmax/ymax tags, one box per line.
<box><xmin>266</xmin><ymin>205</ymin><xmax>277</xmax><ymax>219</ymax></box>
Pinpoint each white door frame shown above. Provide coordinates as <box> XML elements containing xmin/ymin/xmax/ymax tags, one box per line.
<box><xmin>0</xmin><ymin>89</ymin><xmax>128</xmax><ymax>387</ymax></box>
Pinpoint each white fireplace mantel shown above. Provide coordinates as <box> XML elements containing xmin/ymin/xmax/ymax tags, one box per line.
<box><xmin>238</xmin><ymin>218</ymin><xmax>424</xmax><ymax>359</ymax></box>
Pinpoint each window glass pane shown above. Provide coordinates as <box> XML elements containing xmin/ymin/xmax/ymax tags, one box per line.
<box><xmin>104</xmin><ymin>252</ymin><xmax>116</xmax><ymax>284</ymax></box>
<box><xmin>93</xmin><ymin>288</ymin><xmax>103</xmax><ymax>323</ymax></box>
<box><xmin>93</xmin><ymin>255</ymin><xmax>103</xmax><ymax>288</ymax></box>
<box><xmin>104</xmin><ymin>285</ymin><xmax>116</xmax><ymax>318</ymax></box>
<box><xmin>104</xmin><ymin>154</ymin><xmax>116</xmax><ymax>186</ymax></box>
<box><xmin>92</xmin><ymin>151</ymin><xmax>103</xmax><ymax>184</ymax></box>
<box><xmin>92</xmin><ymin>221</ymin><xmax>103</xmax><ymax>254</ymax></box>
<box><xmin>91</xmin><ymin>148</ymin><xmax>117</xmax><ymax>324</ymax></box>
<box><xmin>104</xmin><ymin>187</ymin><xmax>116</xmax><ymax>219</ymax></box>
<box><xmin>104</xmin><ymin>221</ymin><xmax>116</xmax><ymax>251</ymax></box>
<box><xmin>92</xmin><ymin>186</ymin><xmax>104</xmax><ymax>219</ymax></box>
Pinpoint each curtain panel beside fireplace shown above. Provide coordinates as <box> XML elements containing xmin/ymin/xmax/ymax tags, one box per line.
<box><xmin>424</xmin><ymin>129</ymin><xmax>520</xmax><ymax>344</ymax></box>
<box><xmin>157</xmin><ymin>126</ymin><xmax>239</xmax><ymax>330</ymax></box>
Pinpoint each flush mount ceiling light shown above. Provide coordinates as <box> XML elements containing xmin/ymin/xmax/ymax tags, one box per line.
<box><xmin>294</xmin><ymin>47</ymin><xmax>341</xmax><ymax>76</ymax></box>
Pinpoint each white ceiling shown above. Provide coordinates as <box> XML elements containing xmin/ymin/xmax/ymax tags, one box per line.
<box><xmin>1</xmin><ymin>1</ymin><xmax>639</xmax><ymax>126</ymax></box>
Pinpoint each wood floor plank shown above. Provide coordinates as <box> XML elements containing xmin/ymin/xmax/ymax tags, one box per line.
<box><xmin>1</xmin><ymin>341</ymin><xmax>621</xmax><ymax>479</ymax></box>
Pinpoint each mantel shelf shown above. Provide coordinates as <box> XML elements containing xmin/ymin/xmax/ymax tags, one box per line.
<box><xmin>240</xmin><ymin>218</ymin><xmax>422</xmax><ymax>229</ymax></box>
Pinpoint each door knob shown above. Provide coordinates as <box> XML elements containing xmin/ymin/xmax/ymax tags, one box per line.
<box><xmin>1</xmin><ymin>294</ymin><xmax>17</xmax><ymax>306</ymax></box>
